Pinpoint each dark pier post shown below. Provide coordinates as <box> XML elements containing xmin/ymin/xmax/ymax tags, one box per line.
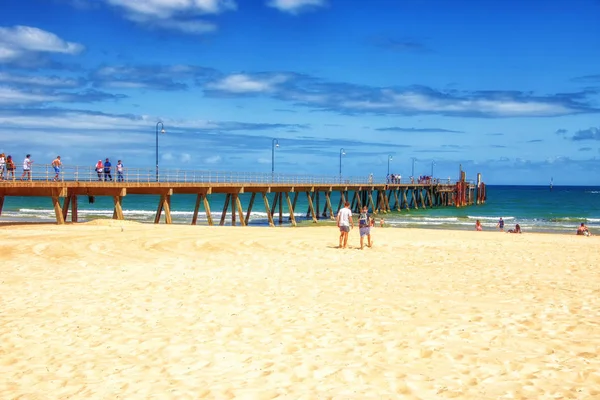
<box><xmin>219</xmin><ymin>194</ymin><xmax>231</xmax><ymax>226</ymax></box>
<box><xmin>306</xmin><ymin>190</ymin><xmax>317</xmax><ymax>223</ymax></box>
<box><xmin>244</xmin><ymin>192</ymin><xmax>256</xmax><ymax>226</ymax></box>
<box><xmin>325</xmin><ymin>191</ymin><xmax>334</xmax><ymax>220</ymax></box>
<box><xmin>261</xmin><ymin>192</ymin><xmax>274</xmax><ymax>227</ymax></box>
<box><xmin>285</xmin><ymin>192</ymin><xmax>297</xmax><ymax>226</ymax></box>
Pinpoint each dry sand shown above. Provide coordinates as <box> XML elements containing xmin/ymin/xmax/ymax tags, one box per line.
<box><xmin>1</xmin><ymin>222</ymin><xmax>600</xmax><ymax>399</ymax></box>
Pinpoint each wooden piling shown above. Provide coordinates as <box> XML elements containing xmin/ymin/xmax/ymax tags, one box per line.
<box><xmin>220</xmin><ymin>194</ymin><xmax>231</xmax><ymax>225</ymax></box>
<box><xmin>62</xmin><ymin>194</ymin><xmax>71</xmax><ymax>221</ymax></box>
<box><xmin>192</xmin><ymin>194</ymin><xmax>202</xmax><ymax>225</ymax></box>
<box><xmin>285</xmin><ymin>192</ymin><xmax>296</xmax><ymax>227</ymax></box>
<box><xmin>306</xmin><ymin>191</ymin><xmax>317</xmax><ymax>223</ymax></box>
<box><xmin>113</xmin><ymin>196</ymin><xmax>124</xmax><ymax>220</ymax></box>
<box><xmin>52</xmin><ymin>196</ymin><xmax>65</xmax><ymax>225</ymax></box>
<box><xmin>203</xmin><ymin>195</ymin><xmax>213</xmax><ymax>226</ymax></box>
<box><xmin>231</xmin><ymin>194</ymin><xmax>237</xmax><ymax>226</ymax></box>
<box><xmin>71</xmin><ymin>195</ymin><xmax>78</xmax><ymax>222</ymax></box>
<box><xmin>262</xmin><ymin>192</ymin><xmax>274</xmax><ymax>227</ymax></box>
<box><xmin>325</xmin><ymin>191</ymin><xmax>334</xmax><ymax>220</ymax></box>
<box><xmin>278</xmin><ymin>192</ymin><xmax>283</xmax><ymax>225</ymax></box>
<box><xmin>245</xmin><ymin>192</ymin><xmax>256</xmax><ymax>225</ymax></box>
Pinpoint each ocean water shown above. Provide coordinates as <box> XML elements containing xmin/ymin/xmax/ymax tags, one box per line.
<box><xmin>1</xmin><ymin>185</ymin><xmax>599</xmax><ymax>234</ymax></box>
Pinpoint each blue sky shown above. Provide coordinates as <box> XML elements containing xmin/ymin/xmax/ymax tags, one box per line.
<box><xmin>1</xmin><ymin>0</ymin><xmax>600</xmax><ymax>184</ymax></box>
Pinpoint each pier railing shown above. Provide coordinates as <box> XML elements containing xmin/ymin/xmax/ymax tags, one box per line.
<box><xmin>0</xmin><ymin>164</ymin><xmax>471</xmax><ymax>185</ymax></box>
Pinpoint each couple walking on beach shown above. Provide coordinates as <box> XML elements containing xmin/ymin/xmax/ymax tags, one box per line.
<box><xmin>337</xmin><ymin>202</ymin><xmax>374</xmax><ymax>249</ymax></box>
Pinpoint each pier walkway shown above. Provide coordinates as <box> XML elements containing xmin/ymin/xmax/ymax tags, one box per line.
<box><xmin>0</xmin><ymin>165</ymin><xmax>486</xmax><ymax>225</ymax></box>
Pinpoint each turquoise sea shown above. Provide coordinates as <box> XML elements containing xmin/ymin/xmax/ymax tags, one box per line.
<box><xmin>2</xmin><ymin>185</ymin><xmax>599</xmax><ymax>234</ymax></box>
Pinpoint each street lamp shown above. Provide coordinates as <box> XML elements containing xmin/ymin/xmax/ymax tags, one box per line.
<box><xmin>411</xmin><ymin>157</ymin><xmax>416</xmax><ymax>178</ymax></box>
<box><xmin>387</xmin><ymin>154</ymin><xmax>393</xmax><ymax>176</ymax></box>
<box><xmin>431</xmin><ymin>160</ymin><xmax>436</xmax><ymax>177</ymax></box>
<box><xmin>271</xmin><ymin>138</ymin><xmax>279</xmax><ymax>175</ymax></box>
<box><xmin>155</xmin><ymin>121</ymin><xmax>166</xmax><ymax>182</ymax></box>
<box><xmin>339</xmin><ymin>148</ymin><xmax>346</xmax><ymax>181</ymax></box>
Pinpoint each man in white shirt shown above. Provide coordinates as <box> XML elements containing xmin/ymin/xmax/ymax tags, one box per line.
<box><xmin>336</xmin><ymin>201</ymin><xmax>354</xmax><ymax>249</ymax></box>
<box><xmin>20</xmin><ymin>154</ymin><xmax>32</xmax><ymax>181</ymax></box>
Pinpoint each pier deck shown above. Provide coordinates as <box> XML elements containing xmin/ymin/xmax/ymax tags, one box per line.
<box><xmin>0</xmin><ymin>166</ymin><xmax>486</xmax><ymax>225</ymax></box>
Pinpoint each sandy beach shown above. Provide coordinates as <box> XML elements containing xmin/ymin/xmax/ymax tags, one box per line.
<box><xmin>1</xmin><ymin>222</ymin><xmax>600</xmax><ymax>399</ymax></box>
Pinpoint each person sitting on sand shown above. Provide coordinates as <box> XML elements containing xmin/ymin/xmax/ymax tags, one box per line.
<box><xmin>475</xmin><ymin>220</ymin><xmax>483</xmax><ymax>231</ymax></box>
<box><xmin>507</xmin><ymin>224</ymin><xmax>521</xmax><ymax>234</ymax></box>
<box><xmin>577</xmin><ymin>223</ymin><xmax>591</xmax><ymax>236</ymax></box>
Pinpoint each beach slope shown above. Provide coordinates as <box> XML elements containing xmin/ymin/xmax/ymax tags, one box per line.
<box><xmin>1</xmin><ymin>222</ymin><xmax>600</xmax><ymax>399</ymax></box>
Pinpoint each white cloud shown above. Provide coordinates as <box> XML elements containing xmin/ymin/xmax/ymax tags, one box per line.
<box><xmin>266</xmin><ymin>0</ymin><xmax>326</xmax><ymax>14</ymax></box>
<box><xmin>181</xmin><ymin>153</ymin><xmax>192</xmax><ymax>163</ymax></box>
<box><xmin>162</xmin><ymin>152</ymin><xmax>174</xmax><ymax>161</ymax></box>
<box><xmin>205</xmin><ymin>155</ymin><xmax>221</xmax><ymax>164</ymax></box>
<box><xmin>0</xmin><ymin>72</ymin><xmax>80</xmax><ymax>88</ymax></box>
<box><xmin>340</xmin><ymin>90</ymin><xmax>574</xmax><ymax>118</ymax></box>
<box><xmin>208</xmin><ymin>74</ymin><xmax>288</xmax><ymax>93</ymax></box>
<box><xmin>257</xmin><ymin>157</ymin><xmax>271</xmax><ymax>164</ymax></box>
<box><xmin>102</xmin><ymin>0</ymin><xmax>236</xmax><ymax>34</ymax></box>
<box><xmin>0</xmin><ymin>25</ymin><xmax>84</xmax><ymax>63</ymax></box>
<box><xmin>0</xmin><ymin>87</ymin><xmax>61</xmax><ymax>105</ymax></box>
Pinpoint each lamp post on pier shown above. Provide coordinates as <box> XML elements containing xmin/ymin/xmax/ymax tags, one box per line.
<box><xmin>155</xmin><ymin>121</ymin><xmax>166</xmax><ymax>182</ymax></box>
<box><xmin>387</xmin><ymin>154</ymin><xmax>393</xmax><ymax>176</ymax></box>
<box><xmin>431</xmin><ymin>160</ymin><xmax>436</xmax><ymax>178</ymax></box>
<box><xmin>411</xmin><ymin>157</ymin><xmax>416</xmax><ymax>179</ymax></box>
<box><xmin>339</xmin><ymin>148</ymin><xmax>346</xmax><ymax>182</ymax></box>
<box><xmin>271</xmin><ymin>138</ymin><xmax>279</xmax><ymax>181</ymax></box>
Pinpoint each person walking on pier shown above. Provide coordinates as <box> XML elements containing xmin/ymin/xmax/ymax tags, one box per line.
<box><xmin>103</xmin><ymin>158</ymin><xmax>112</xmax><ymax>181</ymax></box>
<box><xmin>6</xmin><ymin>155</ymin><xmax>15</xmax><ymax>180</ymax></box>
<box><xmin>95</xmin><ymin>160</ymin><xmax>103</xmax><ymax>181</ymax></box>
<box><xmin>20</xmin><ymin>154</ymin><xmax>32</xmax><ymax>181</ymax></box>
<box><xmin>0</xmin><ymin>153</ymin><xmax>5</xmax><ymax>180</ymax></box>
<box><xmin>51</xmin><ymin>156</ymin><xmax>61</xmax><ymax>181</ymax></box>
<box><xmin>116</xmin><ymin>160</ymin><xmax>124</xmax><ymax>182</ymax></box>
<box><xmin>337</xmin><ymin>201</ymin><xmax>354</xmax><ymax>249</ymax></box>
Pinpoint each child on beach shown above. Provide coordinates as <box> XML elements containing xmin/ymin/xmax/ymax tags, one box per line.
<box><xmin>475</xmin><ymin>220</ymin><xmax>483</xmax><ymax>231</ymax></box>
<box><xmin>358</xmin><ymin>206</ymin><xmax>374</xmax><ymax>249</ymax></box>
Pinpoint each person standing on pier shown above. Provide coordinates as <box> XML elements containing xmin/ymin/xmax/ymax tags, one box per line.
<box><xmin>116</xmin><ymin>160</ymin><xmax>124</xmax><ymax>182</ymax></box>
<box><xmin>20</xmin><ymin>154</ymin><xmax>32</xmax><ymax>181</ymax></box>
<box><xmin>6</xmin><ymin>155</ymin><xmax>15</xmax><ymax>180</ymax></box>
<box><xmin>0</xmin><ymin>153</ymin><xmax>5</xmax><ymax>180</ymax></box>
<box><xmin>337</xmin><ymin>201</ymin><xmax>354</xmax><ymax>249</ymax></box>
<box><xmin>51</xmin><ymin>156</ymin><xmax>61</xmax><ymax>181</ymax></box>
<box><xmin>103</xmin><ymin>158</ymin><xmax>112</xmax><ymax>181</ymax></box>
<box><xmin>95</xmin><ymin>160</ymin><xmax>103</xmax><ymax>181</ymax></box>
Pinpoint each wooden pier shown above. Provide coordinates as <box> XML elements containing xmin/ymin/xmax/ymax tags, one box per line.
<box><xmin>0</xmin><ymin>175</ymin><xmax>485</xmax><ymax>225</ymax></box>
